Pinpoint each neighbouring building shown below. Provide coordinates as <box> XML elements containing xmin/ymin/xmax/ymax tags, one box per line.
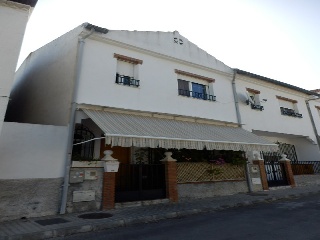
<box><xmin>1</xmin><ymin>23</ymin><xmax>279</xmax><ymax>221</ymax></box>
<box><xmin>0</xmin><ymin>0</ymin><xmax>37</xmax><ymax>135</ymax></box>
<box><xmin>235</xmin><ymin>69</ymin><xmax>320</xmax><ymax>162</ymax></box>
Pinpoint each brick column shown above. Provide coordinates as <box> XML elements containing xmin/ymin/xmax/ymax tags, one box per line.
<box><xmin>161</xmin><ymin>152</ymin><xmax>178</xmax><ymax>202</ymax></box>
<box><xmin>101</xmin><ymin>150</ymin><xmax>119</xmax><ymax>210</ymax></box>
<box><xmin>252</xmin><ymin>159</ymin><xmax>269</xmax><ymax>190</ymax></box>
<box><xmin>279</xmin><ymin>154</ymin><xmax>296</xmax><ymax>187</ymax></box>
<box><xmin>102</xmin><ymin>172</ymin><xmax>116</xmax><ymax>210</ymax></box>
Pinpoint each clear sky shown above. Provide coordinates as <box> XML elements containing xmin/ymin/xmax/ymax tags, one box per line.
<box><xmin>18</xmin><ymin>0</ymin><xmax>320</xmax><ymax>90</ymax></box>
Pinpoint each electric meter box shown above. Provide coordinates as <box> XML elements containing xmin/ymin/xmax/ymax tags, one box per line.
<box><xmin>69</xmin><ymin>170</ymin><xmax>84</xmax><ymax>183</ymax></box>
<box><xmin>84</xmin><ymin>170</ymin><xmax>98</xmax><ymax>180</ymax></box>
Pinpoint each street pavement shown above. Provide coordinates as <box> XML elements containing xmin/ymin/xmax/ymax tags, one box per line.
<box><xmin>1</xmin><ymin>185</ymin><xmax>320</xmax><ymax>240</ymax></box>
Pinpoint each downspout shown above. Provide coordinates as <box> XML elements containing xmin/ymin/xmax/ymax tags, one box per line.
<box><xmin>232</xmin><ymin>69</ymin><xmax>242</xmax><ymax>127</ymax></box>
<box><xmin>232</xmin><ymin>69</ymin><xmax>253</xmax><ymax>192</ymax></box>
<box><xmin>59</xmin><ymin>28</ymin><xmax>95</xmax><ymax>214</ymax></box>
<box><xmin>305</xmin><ymin>98</ymin><xmax>320</xmax><ymax>152</ymax></box>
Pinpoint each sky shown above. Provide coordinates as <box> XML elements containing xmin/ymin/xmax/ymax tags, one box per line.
<box><xmin>18</xmin><ymin>0</ymin><xmax>320</xmax><ymax>91</ymax></box>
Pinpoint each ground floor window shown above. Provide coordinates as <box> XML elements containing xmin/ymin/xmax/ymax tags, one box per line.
<box><xmin>72</xmin><ymin>124</ymin><xmax>95</xmax><ymax>160</ymax></box>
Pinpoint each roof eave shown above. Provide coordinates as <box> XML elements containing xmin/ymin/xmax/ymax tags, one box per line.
<box><xmin>235</xmin><ymin>68</ymin><xmax>320</xmax><ymax>97</ymax></box>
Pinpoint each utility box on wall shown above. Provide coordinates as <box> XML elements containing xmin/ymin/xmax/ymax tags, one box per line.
<box><xmin>73</xmin><ymin>190</ymin><xmax>95</xmax><ymax>202</ymax></box>
<box><xmin>69</xmin><ymin>170</ymin><xmax>84</xmax><ymax>183</ymax></box>
<box><xmin>84</xmin><ymin>170</ymin><xmax>98</xmax><ymax>180</ymax></box>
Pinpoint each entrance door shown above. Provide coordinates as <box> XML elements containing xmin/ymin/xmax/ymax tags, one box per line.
<box><xmin>100</xmin><ymin>141</ymin><xmax>166</xmax><ymax>203</ymax></box>
<box><xmin>262</xmin><ymin>152</ymin><xmax>288</xmax><ymax>187</ymax></box>
<box><xmin>115</xmin><ymin>163</ymin><xmax>166</xmax><ymax>203</ymax></box>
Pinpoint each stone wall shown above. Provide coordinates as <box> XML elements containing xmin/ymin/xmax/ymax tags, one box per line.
<box><xmin>294</xmin><ymin>174</ymin><xmax>320</xmax><ymax>187</ymax></box>
<box><xmin>66</xmin><ymin>167</ymin><xmax>104</xmax><ymax>213</ymax></box>
<box><xmin>0</xmin><ymin>178</ymin><xmax>63</xmax><ymax>222</ymax></box>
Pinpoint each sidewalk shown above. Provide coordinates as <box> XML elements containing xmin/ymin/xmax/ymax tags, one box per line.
<box><xmin>1</xmin><ymin>185</ymin><xmax>320</xmax><ymax>240</ymax></box>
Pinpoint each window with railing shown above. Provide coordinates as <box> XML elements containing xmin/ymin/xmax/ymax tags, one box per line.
<box><xmin>114</xmin><ymin>53</ymin><xmax>142</xmax><ymax>88</ymax></box>
<box><xmin>277</xmin><ymin>96</ymin><xmax>302</xmax><ymax>118</ymax></box>
<box><xmin>176</xmin><ymin>69</ymin><xmax>216</xmax><ymax>102</ymax></box>
<box><xmin>246</xmin><ymin>88</ymin><xmax>264</xmax><ymax>111</ymax></box>
<box><xmin>115</xmin><ymin>73</ymin><xmax>140</xmax><ymax>87</ymax></box>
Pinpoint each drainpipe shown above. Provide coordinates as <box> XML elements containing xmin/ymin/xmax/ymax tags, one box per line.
<box><xmin>305</xmin><ymin>98</ymin><xmax>320</xmax><ymax>152</ymax></box>
<box><xmin>59</xmin><ymin>28</ymin><xmax>95</xmax><ymax>214</ymax></box>
<box><xmin>232</xmin><ymin>69</ymin><xmax>253</xmax><ymax>192</ymax></box>
<box><xmin>232</xmin><ymin>69</ymin><xmax>242</xmax><ymax>127</ymax></box>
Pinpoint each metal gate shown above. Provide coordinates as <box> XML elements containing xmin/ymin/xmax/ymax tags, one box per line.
<box><xmin>115</xmin><ymin>164</ymin><xmax>166</xmax><ymax>203</ymax></box>
<box><xmin>262</xmin><ymin>152</ymin><xmax>288</xmax><ymax>187</ymax></box>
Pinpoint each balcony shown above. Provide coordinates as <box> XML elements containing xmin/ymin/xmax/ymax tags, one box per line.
<box><xmin>115</xmin><ymin>73</ymin><xmax>140</xmax><ymax>87</ymax></box>
<box><xmin>246</xmin><ymin>100</ymin><xmax>264</xmax><ymax>111</ymax></box>
<box><xmin>178</xmin><ymin>89</ymin><xmax>216</xmax><ymax>101</ymax></box>
<box><xmin>280</xmin><ymin>107</ymin><xmax>302</xmax><ymax>118</ymax></box>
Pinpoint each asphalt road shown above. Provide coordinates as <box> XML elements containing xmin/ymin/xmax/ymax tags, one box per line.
<box><xmin>57</xmin><ymin>193</ymin><xmax>320</xmax><ymax>240</ymax></box>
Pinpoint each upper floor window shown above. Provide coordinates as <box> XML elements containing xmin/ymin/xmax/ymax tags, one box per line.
<box><xmin>114</xmin><ymin>53</ymin><xmax>142</xmax><ymax>87</ymax></box>
<box><xmin>276</xmin><ymin>96</ymin><xmax>302</xmax><ymax>118</ymax></box>
<box><xmin>246</xmin><ymin>88</ymin><xmax>264</xmax><ymax>111</ymax></box>
<box><xmin>175</xmin><ymin>69</ymin><xmax>216</xmax><ymax>101</ymax></box>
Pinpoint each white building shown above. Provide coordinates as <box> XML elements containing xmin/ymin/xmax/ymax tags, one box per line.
<box><xmin>2</xmin><ymin>23</ymin><xmax>277</xmax><ymax>220</ymax></box>
<box><xmin>0</xmin><ymin>0</ymin><xmax>37</xmax><ymax>135</ymax></box>
<box><xmin>235</xmin><ymin>69</ymin><xmax>320</xmax><ymax>162</ymax></box>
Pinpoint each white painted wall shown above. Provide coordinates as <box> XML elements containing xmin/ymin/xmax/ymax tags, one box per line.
<box><xmin>6</xmin><ymin>26</ymin><xmax>82</xmax><ymax>126</ymax></box>
<box><xmin>236</xmin><ymin>76</ymin><xmax>317</xmax><ymax>142</ymax></box>
<box><xmin>0</xmin><ymin>1</ymin><xmax>32</xmax><ymax>134</ymax></box>
<box><xmin>0</xmin><ymin>122</ymin><xmax>68</xmax><ymax>179</ymax></box>
<box><xmin>76</xmin><ymin>36</ymin><xmax>238</xmax><ymax>123</ymax></box>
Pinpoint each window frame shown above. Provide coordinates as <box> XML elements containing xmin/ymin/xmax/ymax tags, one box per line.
<box><xmin>176</xmin><ymin>69</ymin><xmax>216</xmax><ymax>101</ymax></box>
<box><xmin>276</xmin><ymin>96</ymin><xmax>302</xmax><ymax>118</ymax></box>
<box><xmin>246</xmin><ymin>88</ymin><xmax>264</xmax><ymax>111</ymax></box>
<box><xmin>114</xmin><ymin>53</ymin><xmax>142</xmax><ymax>88</ymax></box>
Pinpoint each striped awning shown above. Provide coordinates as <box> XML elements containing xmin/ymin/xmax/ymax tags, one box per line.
<box><xmin>83</xmin><ymin>109</ymin><xmax>278</xmax><ymax>152</ymax></box>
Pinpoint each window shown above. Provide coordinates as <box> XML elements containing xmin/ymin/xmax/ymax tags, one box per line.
<box><xmin>276</xmin><ymin>96</ymin><xmax>302</xmax><ymax>118</ymax></box>
<box><xmin>246</xmin><ymin>88</ymin><xmax>264</xmax><ymax>111</ymax></box>
<box><xmin>72</xmin><ymin>124</ymin><xmax>95</xmax><ymax>160</ymax></box>
<box><xmin>176</xmin><ymin>69</ymin><xmax>216</xmax><ymax>101</ymax></box>
<box><xmin>114</xmin><ymin>53</ymin><xmax>142</xmax><ymax>87</ymax></box>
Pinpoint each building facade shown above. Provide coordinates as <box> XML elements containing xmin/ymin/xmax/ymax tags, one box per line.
<box><xmin>2</xmin><ymin>22</ymin><xmax>319</xmax><ymax>221</ymax></box>
<box><xmin>0</xmin><ymin>0</ymin><xmax>37</xmax><ymax>135</ymax></box>
<box><xmin>235</xmin><ymin>69</ymin><xmax>320</xmax><ymax>162</ymax></box>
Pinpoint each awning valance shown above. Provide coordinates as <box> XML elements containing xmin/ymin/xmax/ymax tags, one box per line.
<box><xmin>83</xmin><ymin>109</ymin><xmax>278</xmax><ymax>152</ymax></box>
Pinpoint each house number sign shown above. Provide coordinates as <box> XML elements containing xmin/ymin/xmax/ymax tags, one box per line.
<box><xmin>174</xmin><ymin>37</ymin><xmax>183</xmax><ymax>45</ymax></box>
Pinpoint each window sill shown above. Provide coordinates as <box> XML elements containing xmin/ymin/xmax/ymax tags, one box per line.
<box><xmin>71</xmin><ymin>161</ymin><xmax>104</xmax><ymax>168</ymax></box>
<box><xmin>178</xmin><ymin>94</ymin><xmax>216</xmax><ymax>101</ymax></box>
<box><xmin>246</xmin><ymin>101</ymin><xmax>264</xmax><ymax>111</ymax></box>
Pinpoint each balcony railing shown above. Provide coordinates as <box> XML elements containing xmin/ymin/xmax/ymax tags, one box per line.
<box><xmin>178</xmin><ymin>89</ymin><xmax>216</xmax><ymax>101</ymax></box>
<box><xmin>246</xmin><ymin>100</ymin><xmax>264</xmax><ymax>111</ymax></box>
<box><xmin>115</xmin><ymin>73</ymin><xmax>140</xmax><ymax>87</ymax></box>
<box><xmin>280</xmin><ymin>107</ymin><xmax>302</xmax><ymax>118</ymax></box>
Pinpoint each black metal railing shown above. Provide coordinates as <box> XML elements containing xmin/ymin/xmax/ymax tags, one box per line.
<box><xmin>115</xmin><ymin>73</ymin><xmax>140</xmax><ymax>87</ymax></box>
<box><xmin>291</xmin><ymin>161</ymin><xmax>320</xmax><ymax>174</ymax></box>
<box><xmin>280</xmin><ymin>107</ymin><xmax>302</xmax><ymax>118</ymax></box>
<box><xmin>178</xmin><ymin>89</ymin><xmax>216</xmax><ymax>101</ymax></box>
<box><xmin>246</xmin><ymin>100</ymin><xmax>264</xmax><ymax>111</ymax></box>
